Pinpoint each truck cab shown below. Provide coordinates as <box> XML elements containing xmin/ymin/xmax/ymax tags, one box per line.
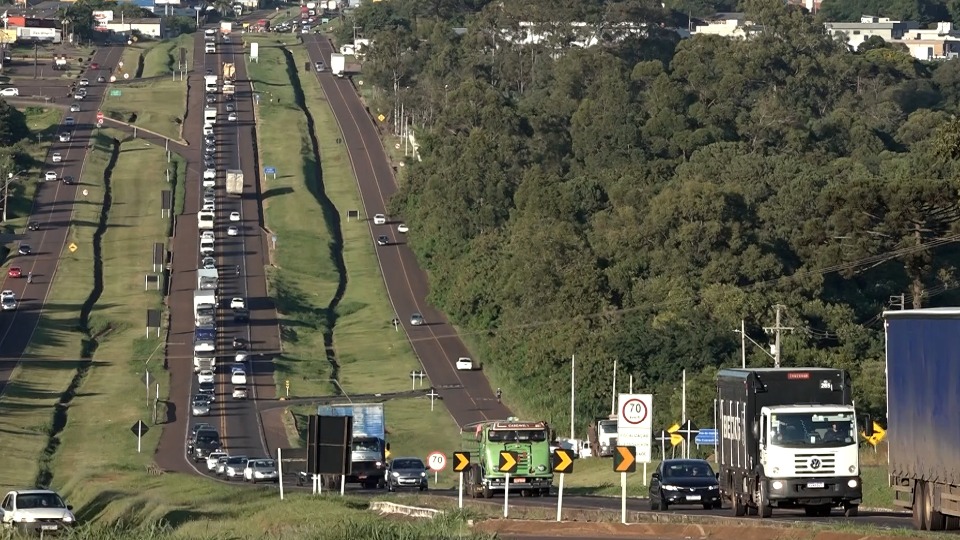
<box><xmin>462</xmin><ymin>419</ymin><xmax>553</xmax><ymax>498</ymax></box>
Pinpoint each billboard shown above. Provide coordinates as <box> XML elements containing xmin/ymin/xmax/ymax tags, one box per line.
<box><xmin>249</xmin><ymin>41</ymin><xmax>258</xmax><ymax>61</ymax></box>
<box><xmin>153</xmin><ymin>0</ymin><xmax>182</xmax><ymax>5</ymax></box>
<box><xmin>0</xmin><ymin>29</ymin><xmax>16</xmax><ymax>43</ymax></box>
<box><xmin>17</xmin><ymin>27</ymin><xmax>58</xmax><ymax>40</ymax></box>
<box><xmin>93</xmin><ymin>10</ymin><xmax>112</xmax><ymax>30</ymax></box>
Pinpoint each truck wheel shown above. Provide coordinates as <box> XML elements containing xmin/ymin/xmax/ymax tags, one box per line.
<box><xmin>923</xmin><ymin>480</ymin><xmax>946</xmax><ymax>531</ymax></box>
<box><xmin>757</xmin><ymin>482</ymin><xmax>772</xmax><ymax>518</ymax></box>
<box><xmin>732</xmin><ymin>495</ymin><xmax>746</xmax><ymax>517</ymax></box>
<box><xmin>843</xmin><ymin>504</ymin><xmax>858</xmax><ymax>517</ymax></box>
<box><xmin>482</xmin><ymin>486</ymin><xmax>494</xmax><ymax>499</ymax></box>
<box><xmin>913</xmin><ymin>482</ymin><xmax>927</xmax><ymax>530</ymax></box>
<box><xmin>944</xmin><ymin>515</ymin><xmax>960</xmax><ymax>531</ymax></box>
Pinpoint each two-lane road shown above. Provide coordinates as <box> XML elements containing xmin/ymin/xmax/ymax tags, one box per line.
<box><xmin>0</xmin><ymin>44</ymin><xmax>125</xmax><ymax>397</ymax></box>
<box><xmin>302</xmin><ymin>35</ymin><xmax>509</xmax><ymax>428</ymax></box>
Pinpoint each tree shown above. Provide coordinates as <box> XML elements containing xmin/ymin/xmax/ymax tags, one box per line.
<box><xmin>0</xmin><ymin>100</ymin><xmax>29</xmax><ymax>146</ymax></box>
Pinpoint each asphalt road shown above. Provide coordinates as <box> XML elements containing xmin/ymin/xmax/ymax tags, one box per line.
<box><xmin>0</xmin><ymin>44</ymin><xmax>124</xmax><ymax>397</ymax></box>
<box><xmin>155</xmin><ymin>28</ymin><xmax>280</xmax><ymax>474</ymax></box>
<box><xmin>301</xmin><ymin>35</ymin><xmax>511</xmax><ymax>429</ymax></box>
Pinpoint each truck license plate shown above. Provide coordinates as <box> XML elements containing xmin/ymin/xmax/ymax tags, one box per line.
<box><xmin>41</xmin><ymin>525</ymin><xmax>58</xmax><ymax>531</ymax></box>
<box><xmin>686</xmin><ymin>495</ymin><xmax>701</xmax><ymax>501</ymax></box>
<box><xmin>807</xmin><ymin>482</ymin><xmax>825</xmax><ymax>489</ymax></box>
<box><xmin>513</xmin><ymin>478</ymin><xmax>526</xmax><ymax>483</ymax></box>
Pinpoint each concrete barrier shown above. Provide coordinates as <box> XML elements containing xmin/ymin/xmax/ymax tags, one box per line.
<box><xmin>370</xmin><ymin>501</ymin><xmax>443</xmax><ymax>519</ymax></box>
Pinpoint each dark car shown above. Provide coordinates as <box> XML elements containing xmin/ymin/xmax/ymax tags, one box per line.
<box><xmin>376</xmin><ymin>235</ymin><xmax>389</xmax><ymax>246</ymax></box>
<box><xmin>385</xmin><ymin>457</ymin><xmax>428</xmax><ymax>492</ymax></box>
<box><xmin>233</xmin><ymin>308</ymin><xmax>249</xmax><ymax>322</ymax></box>
<box><xmin>649</xmin><ymin>459</ymin><xmax>721</xmax><ymax>511</ymax></box>
<box><xmin>61</xmin><ymin>175</ymin><xmax>76</xmax><ymax>185</ymax></box>
<box><xmin>17</xmin><ymin>244</ymin><xmax>31</xmax><ymax>255</ymax></box>
<box><xmin>191</xmin><ymin>429</ymin><xmax>222</xmax><ymax>461</ymax></box>
<box><xmin>27</xmin><ymin>221</ymin><xmax>39</xmax><ymax>231</ymax></box>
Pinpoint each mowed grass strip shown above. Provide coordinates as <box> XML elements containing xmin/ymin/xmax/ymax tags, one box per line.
<box><xmin>245</xmin><ymin>40</ymin><xmax>338</xmax><ymax>398</ymax></box>
<box><xmin>289</xmin><ymin>44</ymin><xmax>421</xmax><ymax>394</ymax></box>
<box><xmin>101</xmin><ymin>79</ymin><xmax>187</xmax><ymax>142</ymax></box>
<box><xmin>0</xmin><ymin>131</ymin><xmax>113</xmax><ymax>491</ymax></box>
<box><xmin>141</xmin><ymin>34</ymin><xmax>195</xmax><ymax>78</ymax></box>
<box><xmin>3</xmin><ymin>107</ymin><xmax>63</xmax><ymax>233</ymax></box>
<box><xmin>54</xmin><ymin>135</ymin><xmax>178</xmax><ymax>505</ymax></box>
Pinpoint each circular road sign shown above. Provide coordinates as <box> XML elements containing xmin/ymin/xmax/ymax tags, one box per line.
<box><xmin>427</xmin><ymin>451</ymin><xmax>446</xmax><ymax>472</ymax></box>
<box><xmin>621</xmin><ymin>397</ymin><xmax>649</xmax><ymax>425</ymax></box>
<box><xmin>96</xmin><ymin>111</ymin><xmax>104</xmax><ymax>120</ymax></box>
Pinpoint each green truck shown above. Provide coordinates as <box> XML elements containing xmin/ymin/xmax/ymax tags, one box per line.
<box><xmin>462</xmin><ymin>418</ymin><xmax>553</xmax><ymax>498</ymax></box>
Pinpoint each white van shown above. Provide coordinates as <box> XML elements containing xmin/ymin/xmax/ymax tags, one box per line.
<box><xmin>198</xmin><ymin>211</ymin><xmax>215</xmax><ymax>230</ymax></box>
<box><xmin>204</xmin><ymin>107</ymin><xmax>217</xmax><ymax>124</ymax></box>
<box><xmin>205</xmin><ymin>44</ymin><xmax>216</xmax><ymax>54</ymax></box>
<box><xmin>194</xmin><ymin>341</ymin><xmax>215</xmax><ymax>354</ymax></box>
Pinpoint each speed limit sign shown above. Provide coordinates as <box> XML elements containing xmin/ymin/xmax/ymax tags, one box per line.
<box><xmin>427</xmin><ymin>451</ymin><xmax>446</xmax><ymax>472</ymax></box>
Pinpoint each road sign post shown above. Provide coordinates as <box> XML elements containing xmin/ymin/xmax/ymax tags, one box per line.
<box><xmin>131</xmin><ymin>420</ymin><xmax>149</xmax><ymax>453</ymax></box>
<box><xmin>499</xmin><ymin>451</ymin><xmax>518</xmax><ymax>518</ymax></box>
<box><xmin>678</xmin><ymin>420</ymin><xmax>699</xmax><ymax>459</ymax></box>
<box><xmin>428</xmin><ymin>450</ymin><xmax>446</xmax><ymax>484</ymax></box>
<box><xmin>551</xmin><ymin>449</ymin><xmax>574</xmax><ymax>521</ymax></box>
<box><xmin>452</xmin><ymin>452</ymin><xmax>470</xmax><ymax>509</ymax></box>
<box><xmin>617</xmin><ymin>394</ymin><xmax>653</xmax><ymax>484</ymax></box>
<box><xmin>613</xmin><ymin>445</ymin><xmax>637</xmax><ymax>524</ymax></box>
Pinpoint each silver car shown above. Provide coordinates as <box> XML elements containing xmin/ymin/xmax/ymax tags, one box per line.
<box><xmin>410</xmin><ymin>313</ymin><xmax>424</xmax><ymax>326</ymax></box>
<box><xmin>386</xmin><ymin>457</ymin><xmax>428</xmax><ymax>492</ymax></box>
<box><xmin>223</xmin><ymin>456</ymin><xmax>248</xmax><ymax>480</ymax></box>
<box><xmin>191</xmin><ymin>397</ymin><xmax>211</xmax><ymax>416</ymax></box>
<box><xmin>206</xmin><ymin>451</ymin><xmax>227</xmax><ymax>471</ymax></box>
<box><xmin>243</xmin><ymin>459</ymin><xmax>278</xmax><ymax>483</ymax></box>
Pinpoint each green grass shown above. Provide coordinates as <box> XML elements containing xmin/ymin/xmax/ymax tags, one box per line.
<box><xmin>0</xmin><ymin>131</ymin><xmax>115</xmax><ymax>492</ymax></box>
<box><xmin>2</xmin><ymin>107</ymin><xmax>63</xmax><ymax>230</ymax></box>
<box><xmin>142</xmin><ymin>34</ymin><xmax>195</xmax><ymax>78</ymax></box>
<box><xmin>101</xmin><ymin>79</ymin><xmax>187</xmax><ymax>141</ymax></box>
<box><xmin>247</xmin><ymin>38</ymin><xmax>464</xmax><ymax>460</ymax></box>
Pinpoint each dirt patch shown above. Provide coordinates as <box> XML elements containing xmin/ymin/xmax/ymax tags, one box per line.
<box><xmin>473</xmin><ymin>520</ymin><xmax>911</xmax><ymax>540</ymax></box>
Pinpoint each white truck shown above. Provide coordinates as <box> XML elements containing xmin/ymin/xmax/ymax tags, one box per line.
<box><xmin>198</xmin><ymin>268</ymin><xmax>218</xmax><ymax>291</ymax></box>
<box><xmin>330</xmin><ymin>53</ymin><xmax>345</xmax><ymax>77</ymax></box>
<box><xmin>204</xmin><ymin>107</ymin><xmax>217</xmax><ymax>124</ymax></box>
<box><xmin>194</xmin><ymin>351</ymin><xmax>216</xmax><ymax>373</ymax></box>
<box><xmin>194</xmin><ymin>289</ymin><xmax>216</xmax><ymax>318</ymax></box>
<box><xmin>220</xmin><ymin>21</ymin><xmax>232</xmax><ymax>34</ymax></box>
<box><xmin>204</xmin><ymin>74</ymin><xmax>218</xmax><ymax>93</ymax></box>
<box><xmin>226</xmin><ymin>169</ymin><xmax>243</xmax><ymax>196</ymax></box>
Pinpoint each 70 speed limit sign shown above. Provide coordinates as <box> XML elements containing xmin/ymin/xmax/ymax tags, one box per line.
<box><xmin>617</xmin><ymin>394</ymin><xmax>653</xmax><ymax>463</ymax></box>
<box><xmin>427</xmin><ymin>451</ymin><xmax>446</xmax><ymax>472</ymax></box>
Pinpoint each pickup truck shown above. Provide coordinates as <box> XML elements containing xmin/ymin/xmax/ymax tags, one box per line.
<box><xmin>0</xmin><ymin>489</ymin><xmax>77</xmax><ymax>533</ymax></box>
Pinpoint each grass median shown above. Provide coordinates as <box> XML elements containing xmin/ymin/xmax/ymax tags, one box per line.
<box><xmin>247</xmin><ymin>37</ymin><xmax>463</xmax><ymax>460</ymax></box>
<box><xmin>119</xmin><ymin>35</ymin><xmax>194</xmax><ymax>79</ymax></box>
<box><xmin>101</xmin><ymin>79</ymin><xmax>187</xmax><ymax>142</ymax></box>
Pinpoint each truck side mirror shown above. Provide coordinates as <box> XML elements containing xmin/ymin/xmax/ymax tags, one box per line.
<box><xmin>385</xmin><ymin>443</ymin><xmax>391</xmax><ymax>451</ymax></box>
<box><xmin>651</xmin><ymin>472</ymin><xmax>660</xmax><ymax>480</ymax></box>
<box><xmin>715</xmin><ymin>472</ymin><xmax>720</xmax><ymax>480</ymax></box>
<box><xmin>862</xmin><ymin>415</ymin><xmax>873</xmax><ymax>437</ymax></box>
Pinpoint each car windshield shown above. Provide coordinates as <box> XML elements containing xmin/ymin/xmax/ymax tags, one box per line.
<box><xmin>663</xmin><ymin>462</ymin><xmax>714</xmax><ymax>478</ymax></box>
<box><xmin>17</xmin><ymin>493</ymin><xmax>66</xmax><ymax>509</ymax></box>
<box><xmin>255</xmin><ymin>460</ymin><xmax>275</xmax><ymax>468</ymax></box>
<box><xmin>392</xmin><ymin>459</ymin><xmax>424</xmax><ymax>470</ymax></box>
<box><xmin>488</xmin><ymin>429</ymin><xmax>548</xmax><ymax>442</ymax></box>
<box><xmin>769</xmin><ymin>412</ymin><xmax>857</xmax><ymax>448</ymax></box>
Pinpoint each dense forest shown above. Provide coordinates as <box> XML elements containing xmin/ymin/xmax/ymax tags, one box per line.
<box><xmin>342</xmin><ymin>0</ymin><xmax>960</xmax><ymax>432</ymax></box>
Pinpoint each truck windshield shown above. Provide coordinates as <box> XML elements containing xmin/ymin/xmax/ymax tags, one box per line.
<box><xmin>599</xmin><ymin>422</ymin><xmax>617</xmax><ymax>435</ymax></box>
<box><xmin>488</xmin><ymin>429</ymin><xmax>548</xmax><ymax>442</ymax></box>
<box><xmin>353</xmin><ymin>439</ymin><xmax>380</xmax><ymax>452</ymax></box>
<box><xmin>769</xmin><ymin>412</ymin><xmax>856</xmax><ymax>448</ymax></box>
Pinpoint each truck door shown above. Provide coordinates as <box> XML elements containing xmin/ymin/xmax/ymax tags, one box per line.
<box><xmin>758</xmin><ymin>414</ymin><xmax>767</xmax><ymax>472</ymax></box>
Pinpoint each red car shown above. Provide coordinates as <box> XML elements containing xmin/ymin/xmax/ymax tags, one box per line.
<box><xmin>7</xmin><ymin>266</ymin><xmax>21</xmax><ymax>278</ymax></box>
<box><xmin>90</xmin><ymin>62</ymin><xmax>99</xmax><ymax>70</ymax></box>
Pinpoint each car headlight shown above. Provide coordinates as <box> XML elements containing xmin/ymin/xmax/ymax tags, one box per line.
<box><xmin>709</xmin><ymin>485</ymin><xmax>719</xmax><ymax>490</ymax></box>
<box><xmin>62</xmin><ymin>515</ymin><xmax>73</xmax><ymax>523</ymax></box>
<box><xmin>392</xmin><ymin>472</ymin><xmax>400</xmax><ymax>478</ymax></box>
<box><xmin>420</xmin><ymin>472</ymin><xmax>426</xmax><ymax>477</ymax></box>
<box><xmin>375</xmin><ymin>461</ymin><xmax>383</xmax><ymax>468</ymax></box>
<box><xmin>255</xmin><ymin>472</ymin><xmax>264</xmax><ymax>477</ymax></box>
<box><xmin>662</xmin><ymin>485</ymin><xmax>679</xmax><ymax>491</ymax></box>
<box><xmin>22</xmin><ymin>516</ymin><xmax>36</xmax><ymax>523</ymax></box>
<box><xmin>772</xmin><ymin>481</ymin><xmax>784</xmax><ymax>490</ymax></box>
<box><xmin>537</xmin><ymin>465</ymin><xmax>546</xmax><ymax>472</ymax></box>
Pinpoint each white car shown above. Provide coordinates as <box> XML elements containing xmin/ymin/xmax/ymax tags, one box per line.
<box><xmin>229</xmin><ymin>211</ymin><xmax>240</xmax><ymax>222</ymax></box>
<box><xmin>230</xmin><ymin>297</ymin><xmax>245</xmax><ymax>309</ymax></box>
<box><xmin>228</xmin><ymin>112</ymin><xmax>238</xmax><ymax>121</ymax></box>
<box><xmin>206</xmin><ymin>451</ymin><xmax>228</xmax><ymax>471</ymax></box>
<box><xmin>204</xmin><ymin>168</ymin><xmax>216</xmax><ymax>180</ymax></box>
<box><xmin>1</xmin><ymin>290</ymin><xmax>16</xmax><ymax>311</ymax></box>
<box><xmin>51</xmin><ymin>152</ymin><xmax>62</xmax><ymax>163</ymax></box>
<box><xmin>44</xmin><ymin>171</ymin><xmax>57</xmax><ymax>182</ymax></box>
<box><xmin>200</xmin><ymin>240</ymin><xmax>215</xmax><ymax>256</ymax></box>
<box><xmin>456</xmin><ymin>357</ymin><xmax>473</xmax><ymax>371</ymax></box>
<box><xmin>0</xmin><ymin>489</ymin><xmax>76</xmax><ymax>532</ymax></box>
<box><xmin>201</xmin><ymin>203</ymin><xmax>215</xmax><ymax>213</ymax></box>
<box><xmin>235</xmin><ymin>351</ymin><xmax>248</xmax><ymax>363</ymax></box>
<box><xmin>197</xmin><ymin>370</ymin><xmax>215</xmax><ymax>384</ymax></box>
<box><xmin>0</xmin><ymin>87</ymin><xmax>19</xmax><ymax>97</ymax></box>
<box><xmin>232</xmin><ymin>386</ymin><xmax>247</xmax><ymax>399</ymax></box>
<box><xmin>397</xmin><ymin>223</ymin><xmax>409</xmax><ymax>233</ymax></box>
<box><xmin>227</xmin><ymin>225</ymin><xmax>239</xmax><ymax>236</ymax></box>
<box><xmin>373</xmin><ymin>213</ymin><xmax>386</xmax><ymax>225</ymax></box>
<box><xmin>201</xmin><ymin>231</ymin><xmax>215</xmax><ymax>240</ymax></box>
<box><xmin>203</xmin><ymin>125</ymin><xmax>214</xmax><ymax>136</ymax></box>
<box><xmin>201</xmin><ymin>256</ymin><xmax>217</xmax><ymax>270</ymax></box>
<box><xmin>58</xmin><ymin>132</ymin><xmax>71</xmax><ymax>142</ymax></box>
<box><xmin>231</xmin><ymin>369</ymin><xmax>247</xmax><ymax>385</ymax></box>
<box><xmin>78</xmin><ymin>78</ymin><xmax>89</xmax><ymax>86</ymax></box>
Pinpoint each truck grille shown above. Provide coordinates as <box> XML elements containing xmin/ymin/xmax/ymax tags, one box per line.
<box><xmin>794</xmin><ymin>454</ymin><xmax>835</xmax><ymax>475</ymax></box>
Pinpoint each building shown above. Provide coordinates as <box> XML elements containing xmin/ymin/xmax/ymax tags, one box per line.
<box><xmin>692</xmin><ymin>13</ymin><xmax>762</xmax><ymax>38</ymax></box>
<box><xmin>105</xmin><ymin>18</ymin><xmax>164</xmax><ymax>38</ymax></box>
<box><xmin>824</xmin><ymin>15</ymin><xmax>918</xmax><ymax>50</ymax></box>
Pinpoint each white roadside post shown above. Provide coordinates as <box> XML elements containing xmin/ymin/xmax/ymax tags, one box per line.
<box><xmin>453</xmin><ymin>452</ymin><xmax>470</xmax><ymax>509</ymax></box>
<box><xmin>552</xmin><ymin>449</ymin><xmax>573</xmax><ymax>522</ymax></box>
<box><xmin>278</xmin><ymin>448</ymin><xmax>284</xmax><ymax>500</ymax></box>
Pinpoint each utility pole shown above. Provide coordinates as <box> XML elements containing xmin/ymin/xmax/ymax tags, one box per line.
<box><xmin>890</xmin><ymin>294</ymin><xmax>906</xmax><ymax>310</ymax></box>
<box><xmin>763</xmin><ymin>305</ymin><xmax>794</xmax><ymax>369</ymax></box>
<box><xmin>740</xmin><ymin>319</ymin><xmax>746</xmax><ymax>369</ymax></box>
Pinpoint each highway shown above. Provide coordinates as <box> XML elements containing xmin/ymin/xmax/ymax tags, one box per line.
<box><xmin>301</xmin><ymin>34</ymin><xmax>510</xmax><ymax>428</ymax></box>
<box><xmin>0</xmin><ymin>44</ymin><xmax>124</xmax><ymax>397</ymax></box>
<box><xmin>155</xmin><ymin>28</ymin><xmax>280</xmax><ymax>474</ymax></box>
